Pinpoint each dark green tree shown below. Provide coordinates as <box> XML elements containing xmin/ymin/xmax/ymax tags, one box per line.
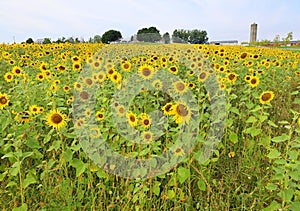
<box><xmin>172</xmin><ymin>29</ymin><xmax>208</xmax><ymax>44</ymax></box>
<box><xmin>162</xmin><ymin>32</ymin><xmax>171</xmax><ymax>44</ymax></box>
<box><xmin>26</xmin><ymin>38</ymin><xmax>34</xmax><ymax>44</ymax></box>
<box><xmin>43</xmin><ymin>38</ymin><xmax>51</xmax><ymax>44</ymax></box>
<box><xmin>101</xmin><ymin>30</ymin><xmax>122</xmax><ymax>44</ymax></box>
<box><xmin>137</xmin><ymin>26</ymin><xmax>162</xmax><ymax>42</ymax></box>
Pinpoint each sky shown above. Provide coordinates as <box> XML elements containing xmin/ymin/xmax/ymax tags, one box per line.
<box><xmin>0</xmin><ymin>0</ymin><xmax>299</xmax><ymax>44</ymax></box>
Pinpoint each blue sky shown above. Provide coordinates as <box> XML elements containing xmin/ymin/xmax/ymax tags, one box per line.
<box><xmin>0</xmin><ymin>0</ymin><xmax>299</xmax><ymax>43</ymax></box>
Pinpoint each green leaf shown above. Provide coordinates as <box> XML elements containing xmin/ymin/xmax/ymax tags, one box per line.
<box><xmin>70</xmin><ymin>158</ymin><xmax>86</xmax><ymax>177</ymax></box>
<box><xmin>229</xmin><ymin>132</ymin><xmax>238</xmax><ymax>144</ymax></box>
<box><xmin>246</xmin><ymin>116</ymin><xmax>257</xmax><ymax>123</ymax></box>
<box><xmin>290</xmin><ymin>201</ymin><xmax>300</xmax><ymax>211</ymax></box>
<box><xmin>25</xmin><ymin>138</ymin><xmax>41</xmax><ymax>149</ymax></box>
<box><xmin>177</xmin><ymin>167</ymin><xmax>190</xmax><ymax>184</ymax></box>
<box><xmin>265</xmin><ymin>183</ymin><xmax>277</xmax><ymax>191</ymax></box>
<box><xmin>262</xmin><ymin>200</ymin><xmax>280</xmax><ymax>211</ymax></box>
<box><xmin>12</xmin><ymin>203</ymin><xmax>28</xmax><ymax>211</ymax></box>
<box><xmin>283</xmin><ymin>189</ymin><xmax>294</xmax><ymax>202</ymax></box>
<box><xmin>197</xmin><ymin>178</ymin><xmax>206</xmax><ymax>191</ymax></box>
<box><xmin>271</xmin><ymin>134</ymin><xmax>290</xmax><ymax>143</ymax></box>
<box><xmin>63</xmin><ymin>148</ymin><xmax>73</xmax><ymax>162</ymax></box>
<box><xmin>167</xmin><ymin>190</ymin><xmax>176</xmax><ymax>199</ymax></box>
<box><xmin>153</xmin><ymin>181</ymin><xmax>161</xmax><ymax>196</ymax></box>
<box><xmin>47</xmin><ymin>140</ymin><xmax>62</xmax><ymax>151</ymax></box>
<box><xmin>267</xmin><ymin>149</ymin><xmax>281</xmax><ymax>159</ymax></box>
<box><xmin>243</xmin><ymin>127</ymin><xmax>262</xmax><ymax>137</ymax></box>
<box><xmin>267</xmin><ymin>120</ymin><xmax>278</xmax><ymax>128</ymax></box>
<box><xmin>23</xmin><ymin>172</ymin><xmax>37</xmax><ymax>189</ymax></box>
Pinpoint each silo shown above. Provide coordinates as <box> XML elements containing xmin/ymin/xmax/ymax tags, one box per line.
<box><xmin>250</xmin><ymin>23</ymin><xmax>258</xmax><ymax>43</ymax></box>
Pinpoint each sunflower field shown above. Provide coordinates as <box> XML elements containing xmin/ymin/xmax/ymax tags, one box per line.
<box><xmin>0</xmin><ymin>42</ymin><xmax>300</xmax><ymax>210</ymax></box>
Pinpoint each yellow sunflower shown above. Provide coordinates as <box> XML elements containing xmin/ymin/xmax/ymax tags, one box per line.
<box><xmin>173</xmin><ymin>81</ymin><xmax>188</xmax><ymax>95</ymax></box>
<box><xmin>260</xmin><ymin>91</ymin><xmax>274</xmax><ymax>104</ymax></box>
<box><xmin>248</xmin><ymin>76</ymin><xmax>260</xmax><ymax>88</ymax></box>
<box><xmin>46</xmin><ymin>109</ymin><xmax>67</xmax><ymax>130</ymax></box>
<box><xmin>116</xmin><ymin>105</ymin><xmax>126</xmax><ymax>116</ymax></box>
<box><xmin>121</xmin><ymin>61</ymin><xmax>131</xmax><ymax>72</ymax></box>
<box><xmin>174</xmin><ymin>147</ymin><xmax>185</xmax><ymax>157</ymax></box>
<box><xmin>29</xmin><ymin>105</ymin><xmax>40</xmax><ymax>115</ymax></box>
<box><xmin>0</xmin><ymin>92</ymin><xmax>10</xmax><ymax>109</ymax></box>
<box><xmin>142</xmin><ymin>131</ymin><xmax>153</xmax><ymax>143</ymax></box>
<box><xmin>138</xmin><ymin>64</ymin><xmax>155</xmax><ymax>80</ymax></box>
<box><xmin>140</xmin><ymin>113</ymin><xmax>151</xmax><ymax>128</ymax></box>
<box><xmin>127</xmin><ymin>111</ymin><xmax>138</xmax><ymax>127</ymax></box>
<box><xmin>4</xmin><ymin>72</ymin><xmax>14</xmax><ymax>82</ymax></box>
<box><xmin>168</xmin><ymin>65</ymin><xmax>178</xmax><ymax>74</ymax></box>
<box><xmin>12</xmin><ymin>66</ymin><xmax>22</xmax><ymax>76</ymax></box>
<box><xmin>198</xmin><ymin>71</ymin><xmax>209</xmax><ymax>82</ymax></box>
<box><xmin>170</xmin><ymin>102</ymin><xmax>191</xmax><ymax>124</ymax></box>
<box><xmin>162</xmin><ymin>103</ymin><xmax>173</xmax><ymax>116</ymax></box>
<box><xmin>96</xmin><ymin>111</ymin><xmax>105</xmax><ymax>121</ymax></box>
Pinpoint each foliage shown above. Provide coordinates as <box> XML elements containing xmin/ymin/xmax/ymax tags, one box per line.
<box><xmin>101</xmin><ymin>30</ymin><xmax>122</xmax><ymax>44</ymax></box>
<box><xmin>137</xmin><ymin>26</ymin><xmax>162</xmax><ymax>42</ymax></box>
<box><xmin>42</xmin><ymin>38</ymin><xmax>51</xmax><ymax>44</ymax></box>
<box><xmin>25</xmin><ymin>38</ymin><xmax>34</xmax><ymax>44</ymax></box>
<box><xmin>172</xmin><ymin>29</ymin><xmax>208</xmax><ymax>44</ymax></box>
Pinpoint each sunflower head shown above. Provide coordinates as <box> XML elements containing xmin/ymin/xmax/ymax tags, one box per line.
<box><xmin>138</xmin><ymin>64</ymin><xmax>155</xmax><ymax>80</ymax></box>
<box><xmin>46</xmin><ymin>109</ymin><xmax>67</xmax><ymax>130</ymax></box>
<box><xmin>127</xmin><ymin>111</ymin><xmax>138</xmax><ymax>127</ymax></box>
<box><xmin>0</xmin><ymin>93</ymin><xmax>10</xmax><ymax>109</ymax></box>
<box><xmin>260</xmin><ymin>91</ymin><xmax>274</xmax><ymax>104</ymax></box>
<box><xmin>140</xmin><ymin>113</ymin><xmax>151</xmax><ymax>128</ymax></box>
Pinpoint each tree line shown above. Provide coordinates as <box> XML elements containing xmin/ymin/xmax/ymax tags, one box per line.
<box><xmin>25</xmin><ymin>26</ymin><xmax>209</xmax><ymax>44</ymax></box>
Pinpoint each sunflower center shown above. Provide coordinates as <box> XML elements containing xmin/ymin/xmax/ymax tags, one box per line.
<box><xmin>80</xmin><ymin>91</ymin><xmax>89</xmax><ymax>100</ymax></box>
<box><xmin>123</xmin><ymin>63</ymin><xmax>129</xmax><ymax>69</ymax></box>
<box><xmin>130</xmin><ymin>115</ymin><xmax>136</xmax><ymax>122</ymax></box>
<box><xmin>176</xmin><ymin>104</ymin><xmax>189</xmax><ymax>117</ymax></box>
<box><xmin>144</xmin><ymin>133</ymin><xmax>151</xmax><ymax>139</ymax></box>
<box><xmin>143</xmin><ymin>119</ymin><xmax>150</xmax><ymax>125</ymax></box>
<box><xmin>170</xmin><ymin>67</ymin><xmax>177</xmax><ymax>72</ymax></box>
<box><xmin>228</xmin><ymin>74</ymin><xmax>235</xmax><ymax>80</ymax></box>
<box><xmin>175</xmin><ymin>82</ymin><xmax>185</xmax><ymax>91</ymax></box>
<box><xmin>51</xmin><ymin>114</ymin><xmax>63</xmax><ymax>124</ymax></box>
<box><xmin>118</xmin><ymin>107</ymin><xmax>125</xmax><ymax>114</ymax></box>
<box><xmin>7</xmin><ymin>75</ymin><xmax>12</xmax><ymax>79</ymax></box>
<box><xmin>175</xmin><ymin>148</ymin><xmax>182</xmax><ymax>153</ymax></box>
<box><xmin>250</xmin><ymin>78</ymin><xmax>257</xmax><ymax>84</ymax></box>
<box><xmin>0</xmin><ymin>96</ymin><xmax>8</xmax><ymax>105</ymax></box>
<box><xmin>199</xmin><ymin>72</ymin><xmax>207</xmax><ymax>80</ymax></box>
<box><xmin>142</xmin><ymin>68</ymin><xmax>151</xmax><ymax>76</ymax></box>
<box><xmin>261</xmin><ymin>93</ymin><xmax>271</xmax><ymax>101</ymax></box>
<box><xmin>85</xmin><ymin>78</ymin><xmax>93</xmax><ymax>85</ymax></box>
<box><xmin>165</xmin><ymin>104</ymin><xmax>172</xmax><ymax>112</ymax></box>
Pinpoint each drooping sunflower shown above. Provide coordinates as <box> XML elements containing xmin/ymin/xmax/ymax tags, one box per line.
<box><xmin>162</xmin><ymin>103</ymin><xmax>173</xmax><ymax>116</ymax></box>
<box><xmin>170</xmin><ymin>102</ymin><xmax>191</xmax><ymax>124</ymax></box>
<box><xmin>14</xmin><ymin>111</ymin><xmax>31</xmax><ymax>123</ymax></box>
<box><xmin>0</xmin><ymin>93</ymin><xmax>10</xmax><ymax>109</ymax></box>
<box><xmin>75</xmin><ymin>118</ymin><xmax>85</xmax><ymax>129</ymax></box>
<box><xmin>140</xmin><ymin>113</ymin><xmax>151</xmax><ymax>129</ymax></box>
<box><xmin>138</xmin><ymin>64</ymin><xmax>155</xmax><ymax>80</ymax></box>
<box><xmin>248</xmin><ymin>76</ymin><xmax>260</xmax><ymax>88</ymax></box>
<box><xmin>46</xmin><ymin>109</ymin><xmax>67</xmax><ymax>130</ymax></box>
<box><xmin>152</xmin><ymin>79</ymin><xmax>163</xmax><ymax>90</ymax></box>
<box><xmin>260</xmin><ymin>91</ymin><xmax>274</xmax><ymax>104</ymax></box>
<box><xmin>127</xmin><ymin>111</ymin><xmax>138</xmax><ymax>127</ymax></box>
<box><xmin>4</xmin><ymin>72</ymin><xmax>14</xmax><ymax>82</ymax></box>
<box><xmin>227</xmin><ymin>72</ymin><xmax>238</xmax><ymax>83</ymax></box>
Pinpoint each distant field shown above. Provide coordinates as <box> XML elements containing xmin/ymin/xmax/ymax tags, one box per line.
<box><xmin>0</xmin><ymin>43</ymin><xmax>300</xmax><ymax>210</ymax></box>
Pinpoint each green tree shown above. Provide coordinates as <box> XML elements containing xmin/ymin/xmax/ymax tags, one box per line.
<box><xmin>172</xmin><ymin>29</ymin><xmax>208</xmax><ymax>44</ymax></box>
<box><xmin>101</xmin><ymin>30</ymin><xmax>122</xmax><ymax>44</ymax></box>
<box><xmin>42</xmin><ymin>38</ymin><xmax>51</xmax><ymax>44</ymax></box>
<box><xmin>273</xmin><ymin>35</ymin><xmax>280</xmax><ymax>46</ymax></box>
<box><xmin>137</xmin><ymin>26</ymin><xmax>161</xmax><ymax>42</ymax></box>
<box><xmin>282</xmin><ymin>32</ymin><xmax>293</xmax><ymax>46</ymax></box>
<box><xmin>93</xmin><ymin>35</ymin><xmax>102</xmax><ymax>43</ymax></box>
<box><xmin>26</xmin><ymin>38</ymin><xmax>34</xmax><ymax>44</ymax></box>
<box><xmin>162</xmin><ymin>32</ymin><xmax>170</xmax><ymax>44</ymax></box>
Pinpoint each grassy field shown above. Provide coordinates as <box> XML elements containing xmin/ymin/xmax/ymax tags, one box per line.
<box><xmin>0</xmin><ymin>42</ymin><xmax>300</xmax><ymax>210</ymax></box>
